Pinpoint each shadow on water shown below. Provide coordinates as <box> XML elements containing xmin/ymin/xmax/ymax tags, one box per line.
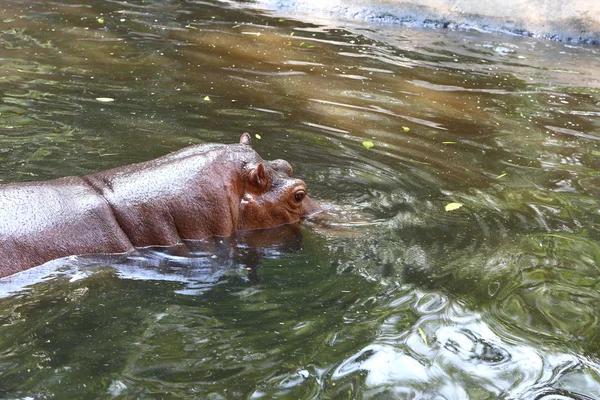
<box><xmin>2</xmin><ymin>0</ymin><xmax>600</xmax><ymax>398</ymax></box>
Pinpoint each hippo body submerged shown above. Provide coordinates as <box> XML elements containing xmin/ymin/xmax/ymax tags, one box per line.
<box><xmin>0</xmin><ymin>134</ymin><xmax>321</xmax><ymax>277</ymax></box>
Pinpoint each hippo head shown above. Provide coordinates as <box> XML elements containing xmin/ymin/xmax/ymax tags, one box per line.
<box><xmin>237</xmin><ymin>133</ymin><xmax>322</xmax><ymax>231</ymax></box>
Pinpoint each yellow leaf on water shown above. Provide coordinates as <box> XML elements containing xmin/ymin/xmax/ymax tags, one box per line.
<box><xmin>97</xmin><ymin>17</ymin><xmax>104</xmax><ymax>24</ymax></box>
<box><xmin>442</xmin><ymin>141</ymin><xmax>457</xmax><ymax>144</ymax></box>
<box><xmin>362</xmin><ymin>141</ymin><xmax>374</xmax><ymax>149</ymax></box>
<box><xmin>95</xmin><ymin>97</ymin><xmax>114</xmax><ymax>102</ymax></box>
<box><xmin>255</xmin><ymin>134</ymin><xmax>262</xmax><ymax>139</ymax></box>
<box><xmin>445</xmin><ymin>202</ymin><xmax>463</xmax><ymax>211</ymax></box>
<box><xmin>497</xmin><ymin>173</ymin><xmax>507</xmax><ymax>179</ymax></box>
<box><xmin>418</xmin><ymin>327</ymin><xmax>428</xmax><ymax>345</ymax></box>
<box><xmin>203</xmin><ymin>96</ymin><xmax>211</xmax><ymax>101</ymax></box>
<box><xmin>402</xmin><ymin>126</ymin><xmax>410</xmax><ymax>132</ymax></box>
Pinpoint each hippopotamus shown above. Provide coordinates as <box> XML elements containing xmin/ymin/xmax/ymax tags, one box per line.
<box><xmin>0</xmin><ymin>133</ymin><xmax>321</xmax><ymax>278</ymax></box>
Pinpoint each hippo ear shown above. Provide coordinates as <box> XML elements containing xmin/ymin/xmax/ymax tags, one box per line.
<box><xmin>240</xmin><ymin>133</ymin><xmax>251</xmax><ymax>145</ymax></box>
<box><xmin>248</xmin><ymin>162</ymin><xmax>268</xmax><ymax>190</ymax></box>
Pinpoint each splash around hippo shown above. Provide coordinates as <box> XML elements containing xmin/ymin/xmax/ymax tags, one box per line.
<box><xmin>0</xmin><ymin>133</ymin><xmax>322</xmax><ymax>277</ymax></box>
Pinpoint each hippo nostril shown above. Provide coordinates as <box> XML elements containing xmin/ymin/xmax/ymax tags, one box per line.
<box><xmin>269</xmin><ymin>159</ymin><xmax>293</xmax><ymax>177</ymax></box>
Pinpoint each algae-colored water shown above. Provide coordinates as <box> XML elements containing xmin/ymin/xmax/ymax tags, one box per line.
<box><xmin>1</xmin><ymin>1</ymin><xmax>600</xmax><ymax>398</ymax></box>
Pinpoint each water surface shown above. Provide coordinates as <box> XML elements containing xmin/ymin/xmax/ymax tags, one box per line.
<box><xmin>1</xmin><ymin>0</ymin><xmax>600</xmax><ymax>398</ymax></box>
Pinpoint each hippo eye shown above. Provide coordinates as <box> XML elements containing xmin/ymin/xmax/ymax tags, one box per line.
<box><xmin>294</xmin><ymin>191</ymin><xmax>305</xmax><ymax>203</ymax></box>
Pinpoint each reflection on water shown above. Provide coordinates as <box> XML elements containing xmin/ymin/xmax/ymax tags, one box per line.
<box><xmin>1</xmin><ymin>0</ymin><xmax>600</xmax><ymax>398</ymax></box>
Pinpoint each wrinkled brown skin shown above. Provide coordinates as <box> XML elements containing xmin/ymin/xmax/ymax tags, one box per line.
<box><xmin>0</xmin><ymin>133</ymin><xmax>322</xmax><ymax>278</ymax></box>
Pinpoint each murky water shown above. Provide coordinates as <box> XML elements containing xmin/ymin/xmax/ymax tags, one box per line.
<box><xmin>2</xmin><ymin>0</ymin><xmax>600</xmax><ymax>398</ymax></box>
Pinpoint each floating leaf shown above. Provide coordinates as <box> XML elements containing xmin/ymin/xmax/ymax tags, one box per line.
<box><xmin>442</xmin><ymin>141</ymin><xmax>457</xmax><ymax>144</ymax></box>
<box><xmin>95</xmin><ymin>97</ymin><xmax>114</xmax><ymax>102</ymax></box>
<box><xmin>418</xmin><ymin>327</ymin><xmax>428</xmax><ymax>345</ymax></box>
<box><xmin>402</xmin><ymin>126</ymin><xmax>410</xmax><ymax>132</ymax></box>
<box><xmin>497</xmin><ymin>173</ymin><xmax>507</xmax><ymax>179</ymax></box>
<box><xmin>445</xmin><ymin>202</ymin><xmax>463</xmax><ymax>211</ymax></box>
<box><xmin>592</xmin><ymin>150</ymin><xmax>600</xmax><ymax>156</ymax></box>
<box><xmin>97</xmin><ymin>17</ymin><xmax>104</xmax><ymax>24</ymax></box>
<box><xmin>203</xmin><ymin>96</ymin><xmax>211</xmax><ymax>101</ymax></box>
<box><xmin>278</xmin><ymin>19</ymin><xmax>285</xmax><ymax>22</ymax></box>
<box><xmin>362</xmin><ymin>141</ymin><xmax>374</xmax><ymax>149</ymax></box>
<box><xmin>255</xmin><ymin>134</ymin><xmax>262</xmax><ymax>139</ymax></box>
<box><xmin>186</xmin><ymin>25</ymin><xmax>198</xmax><ymax>30</ymax></box>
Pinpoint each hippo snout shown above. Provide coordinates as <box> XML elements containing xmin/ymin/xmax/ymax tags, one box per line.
<box><xmin>300</xmin><ymin>194</ymin><xmax>322</xmax><ymax>217</ymax></box>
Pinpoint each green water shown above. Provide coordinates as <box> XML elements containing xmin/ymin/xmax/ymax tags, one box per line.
<box><xmin>1</xmin><ymin>0</ymin><xmax>600</xmax><ymax>398</ymax></box>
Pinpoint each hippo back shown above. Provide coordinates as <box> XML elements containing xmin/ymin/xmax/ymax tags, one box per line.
<box><xmin>0</xmin><ymin>177</ymin><xmax>133</xmax><ymax>277</ymax></box>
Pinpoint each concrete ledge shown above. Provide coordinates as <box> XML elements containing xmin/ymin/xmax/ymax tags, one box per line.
<box><xmin>251</xmin><ymin>0</ymin><xmax>600</xmax><ymax>44</ymax></box>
